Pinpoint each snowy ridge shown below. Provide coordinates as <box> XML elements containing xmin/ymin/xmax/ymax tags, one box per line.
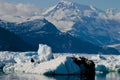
<box><xmin>43</xmin><ymin>5</ymin><xmax>56</xmax><ymax>15</ymax></box>
<box><xmin>107</xmin><ymin>44</ymin><xmax>120</xmax><ymax>48</ymax></box>
<box><xmin>107</xmin><ymin>44</ymin><xmax>120</xmax><ymax>52</ymax></box>
<box><xmin>43</xmin><ymin>1</ymin><xmax>101</xmax><ymax>32</ymax></box>
<box><xmin>0</xmin><ymin>15</ymin><xmax>44</xmax><ymax>23</ymax></box>
<box><xmin>106</xmin><ymin>8</ymin><xmax>120</xmax><ymax>20</ymax></box>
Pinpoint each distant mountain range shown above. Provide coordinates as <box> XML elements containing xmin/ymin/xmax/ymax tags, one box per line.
<box><xmin>0</xmin><ymin>1</ymin><xmax>120</xmax><ymax>54</ymax></box>
<box><xmin>43</xmin><ymin>1</ymin><xmax>120</xmax><ymax>46</ymax></box>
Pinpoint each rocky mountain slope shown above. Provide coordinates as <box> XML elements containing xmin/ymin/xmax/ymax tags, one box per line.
<box><xmin>0</xmin><ymin>18</ymin><xmax>118</xmax><ymax>53</ymax></box>
<box><xmin>0</xmin><ymin>1</ymin><xmax>120</xmax><ymax>53</ymax></box>
<box><xmin>0</xmin><ymin>26</ymin><xmax>32</xmax><ymax>51</ymax></box>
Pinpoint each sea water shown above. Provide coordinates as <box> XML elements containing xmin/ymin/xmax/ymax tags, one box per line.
<box><xmin>0</xmin><ymin>72</ymin><xmax>120</xmax><ymax>80</ymax></box>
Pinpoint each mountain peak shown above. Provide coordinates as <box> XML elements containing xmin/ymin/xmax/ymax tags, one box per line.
<box><xmin>43</xmin><ymin>1</ymin><xmax>100</xmax><ymax>32</ymax></box>
<box><xmin>60</xmin><ymin>0</ymin><xmax>71</xmax><ymax>4</ymax></box>
<box><xmin>56</xmin><ymin>0</ymin><xmax>97</xmax><ymax>11</ymax></box>
<box><xmin>56</xmin><ymin>0</ymin><xmax>73</xmax><ymax>8</ymax></box>
<box><xmin>106</xmin><ymin>8</ymin><xmax>120</xmax><ymax>14</ymax></box>
<box><xmin>89</xmin><ymin>5</ymin><xmax>97</xmax><ymax>11</ymax></box>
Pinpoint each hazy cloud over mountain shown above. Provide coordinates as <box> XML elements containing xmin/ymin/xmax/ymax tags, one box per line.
<box><xmin>0</xmin><ymin>1</ymin><xmax>41</xmax><ymax>17</ymax></box>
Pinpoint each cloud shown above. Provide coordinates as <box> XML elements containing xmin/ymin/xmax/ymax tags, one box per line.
<box><xmin>0</xmin><ymin>1</ymin><xmax>41</xmax><ymax>17</ymax></box>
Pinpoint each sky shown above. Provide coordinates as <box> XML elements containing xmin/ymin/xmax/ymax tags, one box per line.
<box><xmin>3</xmin><ymin>0</ymin><xmax>120</xmax><ymax>10</ymax></box>
<box><xmin>0</xmin><ymin>0</ymin><xmax>119</xmax><ymax>21</ymax></box>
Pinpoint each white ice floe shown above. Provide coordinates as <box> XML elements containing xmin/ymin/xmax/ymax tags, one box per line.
<box><xmin>91</xmin><ymin>54</ymin><xmax>107</xmax><ymax>60</ymax></box>
<box><xmin>1</xmin><ymin>44</ymin><xmax>120</xmax><ymax>74</ymax></box>
<box><xmin>2</xmin><ymin>44</ymin><xmax>81</xmax><ymax>74</ymax></box>
<box><xmin>91</xmin><ymin>54</ymin><xmax>120</xmax><ymax>73</ymax></box>
<box><xmin>3</xmin><ymin>56</ymin><xmax>80</xmax><ymax>74</ymax></box>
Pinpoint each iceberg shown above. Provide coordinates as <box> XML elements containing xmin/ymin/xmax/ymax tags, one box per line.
<box><xmin>3</xmin><ymin>44</ymin><xmax>80</xmax><ymax>74</ymax></box>
<box><xmin>3</xmin><ymin>56</ymin><xmax>80</xmax><ymax>74</ymax></box>
<box><xmin>13</xmin><ymin>44</ymin><xmax>53</xmax><ymax>64</ymax></box>
<box><xmin>91</xmin><ymin>54</ymin><xmax>120</xmax><ymax>73</ymax></box>
<box><xmin>91</xmin><ymin>54</ymin><xmax>106</xmax><ymax>60</ymax></box>
<box><xmin>1</xmin><ymin>49</ymin><xmax>120</xmax><ymax>74</ymax></box>
<box><xmin>96</xmin><ymin>64</ymin><xmax>108</xmax><ymax>73</ymax></box>
<box><xmin>2</xmin><ymin>44</ymin><xmax>95</xmax><ymax>75</ymax></box>
<box><xmin>37</xmin><ymin>44</ymin><xmax>53</xmax><ymax>62</ymax></box>
<box><xmin>0</xmin><ymin>52</ymin><xmax>16</xmax><ymax>69</ymax></box>
<box><xmin>3</xmin><ymin>56</ymin><xmax>95</xmax><ymax>75</ymax></box>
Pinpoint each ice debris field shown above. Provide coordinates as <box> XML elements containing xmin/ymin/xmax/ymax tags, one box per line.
<box><xmin>0</xmin><ymin>44</ymin><xmax>120</xmax><ymax>74</ymax></box>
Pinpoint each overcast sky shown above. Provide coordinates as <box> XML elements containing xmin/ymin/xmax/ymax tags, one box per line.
<box><xmin>4</xmin><ymin>0</ymin><xmax>120</xmax><ymax>10</ymax></box>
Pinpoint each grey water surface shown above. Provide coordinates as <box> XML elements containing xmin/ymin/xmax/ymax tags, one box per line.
<box><xmin>0</xmin><ymin>72</ymin><xmax>120</xmax><ymax>80</ymax></box>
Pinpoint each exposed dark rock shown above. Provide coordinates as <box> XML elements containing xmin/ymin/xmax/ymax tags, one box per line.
<box><xmin>31</xmin><ymin>58</ymin><xmax>35</xmax><ymax>63</ymax></box>
<box><xmin>71</xmin><ymin>56</ymin><xmax>95</xmax><ymax>79</ymax></box>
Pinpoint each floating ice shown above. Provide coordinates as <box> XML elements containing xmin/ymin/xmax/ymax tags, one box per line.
<box><xmin>37</xmin><ymin>44</ymin><xmax>53</xmax><ymax>62</ymax></box>
<box><xmin>2</xmin><ymin>44</ymin><xmax>81</xmax><ymax>74</ymax></box>
<box><xmin>90</xmin><ymin>54</ymin><xmax>120</xmax><ymax>73</ymax></box>
<box><xmin>91</xmin><ymin>54</ymin><xmax>106</xmax><ymax>60</ymax></box>
<box><xmin>3</xmin><ymin>56</ymin><xmax>80</xmax><ymax>74</ymax></box>
<box><xmin>1</xmin><ymin>46</ymin><xmax>120</xmax><ymax>74</ymax></box>
<box><xmin>96</xmin><ymin>64</ymin><xmax>108</xmax><ymax>73</ymax></box>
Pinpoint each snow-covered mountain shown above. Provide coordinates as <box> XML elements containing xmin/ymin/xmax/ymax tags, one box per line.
<box><xmin>68</xmin><ymin>18</ymin><xmax>120</xmax><ymax>46</ymax></box>
<box><xmin>106</xmin><ymin>8</ymin><xmax>120</xmax><ymax>20</ymax></box>
<box><xmin>107</xmin><ymin>44</ymin><xmax>120</xmax><ymax>52</ymax></box>
<box><xmin>43</xmin><ymin>0</ymin><xmax>120</xmax><ymax>47</ymax></box>
<box><xmin>0</xmin><ymin>18</ymin><xmax>118</xmax><ymax>53</ymax></box>
<box><xmin>43</xmin><ymin>0</ymin><xmax>105</xmax><ymax>32</ymax></box>
<box><xmin>0</xmin><ymin>0</ymin><xmax>120</xmax><ymax>53</ymax></box>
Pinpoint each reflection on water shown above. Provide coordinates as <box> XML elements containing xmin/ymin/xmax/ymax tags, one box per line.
<box><xmin>96</xmin><ymin>72</ymin><xmax>120</xmax><ymax>80</ymax></box>
<box><xmin>0</xmin><ymin>73</ymin><xmax>88</xmax><ymax>80</ymax></box>
<box><xmin>0</xmin><ymin>72</ymin><xmax>120</xmax><ymax>80</ymax></box>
